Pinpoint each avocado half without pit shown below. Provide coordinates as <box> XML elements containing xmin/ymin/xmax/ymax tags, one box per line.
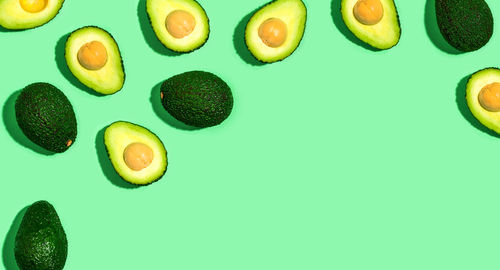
<box><xmin>65</xmin><ymin>26</ymin><xmax>125</xmax><ymax>95</ymax></box>
<box><xmin>341</xmin><ymin>0</ymin><xmax>401</xmax><ymax>50</ymax></box>
<box><xmin>146</xmin><ymin>0</ymin><xmax>210</xmax><ymax>53</ymax></box>
<box><xmin>245</xmin><ymin>0</ymin><xmax>307</xmax><ymax>63</ymax></box>
<box><xmin>466</xmin><ymin>68</ymin><xmax>500</xmax><ymax>134</ymax></box>
<box><xmin>0</xmin><ymin>0</ymin><xmax>64</xmax><ymax>30</ymax></box>
<box><xmin>104</xmin><ymin>121</ymin><xmax>168</xmax><ymax>186</ymax></box>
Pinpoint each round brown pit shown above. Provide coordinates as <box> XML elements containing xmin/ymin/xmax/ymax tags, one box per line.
<box><xmin>19</xmin><ymin>0</ymin><xmax>47</xmax><ymax>13</ymax></box>
<box><xmin>123</xmin><ymin>142</ymin><xmax>154</xmax><ymax>171</ymax></box>
<box><xmin>77</xmin><ymin>41</ymin><xmax>108</xmax><ymax>71</ymax></box>
<box><xmin>353</xmin><ymin>0</ymin><xmax>384</xmax><ymax>25</ymax></box>
<box><xmin>165</xmin><ymin>10</ymin><xmax>196</xmax><ymax>39</ymax></box>
<box><xmin>478</xmin><ymin>82</ymin><xmax>500</xmax><ymax>112</ymax></box>
<box><xmin>258</xmin><ymin>18</ymin><xmax>288</xmax><ymax>48</ymax></box>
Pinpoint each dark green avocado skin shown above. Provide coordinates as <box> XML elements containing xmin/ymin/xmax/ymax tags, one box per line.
<box><xmin>160</xmin><ymin>71</ymin><xmax>233</xmax><ymax>128</ymax></box>
<box><xmin>15</xmin><ymin>82</ymin><xmax>77</xmax><ymax>153</ymax></box>
<box><xmin>436</xmin><ymin>0</ymin><xmax>493</xmax><ymax>52</ymax></box>
<box><xmin>15</xmin><ymin>200</ymin><xmax>68</xmax><ymax>270</ymax></box>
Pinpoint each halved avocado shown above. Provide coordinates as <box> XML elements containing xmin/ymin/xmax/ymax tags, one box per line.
<box><xmin>104</xmin><ymin>121</ymin><xmax>167</xmax><ymax>186</ymax></box>
<box><xmin>0</xmin><ymin>0</ymin><xmax>64</xmax><ymax>30</ymax></box>
<box><xmin>245</xmin><ymin>0</ymin><xmax>307</xmax><ymax>63</ymax></box>
<box><xmin>65</xmin><ymin>26</ymin><xmax>125</xmax><ymax>95</ymax></box>
<box><xmin>146</xmin><ymin>0</ymin><xmax>209</xmax><ymax>53</ymax></box>
<box><xmin>466</xmin><ymin>68</ymin><xmax>500</xmax><ymax>134</ymax></box>
<box><xmin>341</xmin><ymin>0</ymin><xmax>400</xmax><ymax>50</ymax></box>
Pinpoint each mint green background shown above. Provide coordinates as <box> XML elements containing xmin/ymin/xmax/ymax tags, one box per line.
<box><xmin>1</xmin><ymin>0</ymin><xmax>500</xmax><ymax>269</ymax></box>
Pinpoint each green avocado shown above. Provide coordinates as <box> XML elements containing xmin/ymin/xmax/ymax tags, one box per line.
<box><xmin>65</xmin><ymin>26</ymin><xmax>125</xmax><ymax>95</ymax></box>
<box><xmin>104</xmin><ymin>121</ymin><xmax>168</xmax><ymax>186</ymax></box>
<box><xmin>341</xmin><ymin>0</ymin><xmax>401</xmax><ymax>50</ymax></box>
<box><xmin>466</xmin><ymin>68</ymin><xmax>500</xmax><ymax>134</ymax></box>
<box><xmin>245</xmin><ymin>0</ymin><xmax>307</xmax><ymax>63</ymax></box>
<box><xmin>146</xmin><ymin>0</ymin><xmax>210</xmax><ymax>53</ymax></box>
<box><xmin>0</xmin><ymin>0</ymin><xmax>64</xmax><ymax>30</ymax></box>
<box><xmin>15</xmin><ymin>200</ymin><xmax>68</xmax><ymax>270</ymax></box>
<box><xmin>160</xmin><ymin>71</ymin><xmax>233</xmax><ymax>128</ymax></box>
<box><xmin>15</xmin><ymin>82</ymin><xmax>77</xmax><ymax>153</ymax></box>
<box><xmin>436</xmin><ymin>0</ymin><xmax>493</xmax><ymax>52</ymax></box>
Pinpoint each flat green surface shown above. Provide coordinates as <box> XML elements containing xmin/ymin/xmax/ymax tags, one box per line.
<box><xmin>1</xmin><ymin>0</ymin><xmax>500</xmax><ymax>269</ymax></box>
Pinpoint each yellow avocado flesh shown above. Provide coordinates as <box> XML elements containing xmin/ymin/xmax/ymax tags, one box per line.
<box><xmin>466</xmin><ymin>68</ymin><xmax>500</xmax><ymax>134</ymax></box>
<box><xmin>65</xmin><ymin>26</ymin><xmax>125</xmax><ymax>95</ymax></box>
<box><xmin>245</xmin><ymin>0</ymin><xmax>307</xmax><ymax>63</ymax></box>
<box><xmin>353</xmin><ymin>0</ymin><xmax>384</xmax><ymax>25</ymax></box>
<box><xmin>147</xmin><ymin>0</ymin><xmax>209</xmax><ymax>52</ymax></box>
<box><xmin>105</xmin><ymin>121</ymin><xmax>167</xmax><ymax>185</ymax></box>
<box><xmin>0</xmin><ymin>0</ymin><xmax>64</xmax><ymax>29</ymax></box>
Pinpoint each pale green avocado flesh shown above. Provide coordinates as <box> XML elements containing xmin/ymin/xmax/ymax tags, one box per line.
<box><xmin>245</xmin><ymin>0</ymin><xmax>307</xmax><ymax>63</ymax></box>
<box><xmin>104</xmin><ymin>121</ymin><xmax>168</xmax><ymax>186</ymax></box>
<box><xmin>341</xmin><ymin>0</ymin><xmax>400</xmax><ymax>50</ymax></box>
<box><xmin>147</xmin><ymin>0</ymin><xmax>209</xmax><ymax>53</ymax></box>
<box><xmin>466</xmin><ymin>68</ymin><xmax>500</xmax><ymax>135</ymax></box>
<box><xmin>65</xmin><ymin>26</ymin><xmax>125</xmax><ymax>95</ymax></box>
<box><xmin>0</xmin><ymin>0</ymin><xmax>64</xmax><ymax>29</ymax></box>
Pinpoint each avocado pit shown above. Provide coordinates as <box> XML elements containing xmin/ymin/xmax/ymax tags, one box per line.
<box><xmin>77</xmin><ymin>41</ymin><xmax>108</xmax><ymax>71</ymax></box>
<box><xmin>478</xmin><ymin>82</ymin><xmax>500</xmax><ymax>112</ymax></box>
<box><xmin>258</xmin><ymin>18</ymin><xmax>288</xmax><ymax>48</ymax></box>
<box><xmin>165</xmin><ymin>10</ymin><xmax>196</xmax><ymax>39</ymax></box>
<box><xmin>19</xmin><ymin>0</ymin><xmax>47</xmax><ymax>13</ymax></box>
<box><xmin>123</xmin><ymin>142</ymin><xmax>154</xmax><ymax>171</ymax></box>
<box><xmin>353</xmin><ymin>0</ymin><xmax>384</xmax><ymax>25</ymax></box>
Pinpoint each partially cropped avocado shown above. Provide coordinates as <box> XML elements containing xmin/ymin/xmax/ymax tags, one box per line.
<box><xmin>0</xmin><ymin>0</ymin><xmax>64</xmax><ymax>30</ymax></box>
<box><xmin>341</xmin><ymin>0</ymin><xmax>400</xmax><ymax>50</ymax></box>
<box><xmin>104</xmin><ymin>121</ymin><xmax>168</xmax><ymax>185</ymax></box>
<box><xmin>15</xmin><ymin>200</ymin><xmax>68</xmax><ymax>270</ymax></box>
<box><xmin>146</xmin><ymin>0</ymin><xmax>209</xmax><ymax>53</ymax></box>
<box><xmin>436</xmin><ymin>0</ymin><xmax>493</xmax><ymax>52</ymax></box>
<box><xmin>245</xmin><ymin>0</ymin><xmax>307</xmax><ymax>63</ymax></box>
<box><xmin>160</xmin><ymin>71</ymin><xmax>233</xmax><ymax>128</ymax></box>
<box><xmin>466</xmin><ymin>68</ymin><xmax>500</xmax><ymax>134</ymax></box>
<box><xmin>65</xmin><ymin>26</ymin><xmax>125</xmax><ymax>95</ymax></box>
<box><xmin>15</xmin><ymin>82</ymin><xmax>77</xmax><ymax>153</ymax></box>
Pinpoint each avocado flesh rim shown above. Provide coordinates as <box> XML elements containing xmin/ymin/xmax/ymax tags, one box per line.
<box><xmin>466</xmin><ymin>68</ymin><xmax>500</xmax><ymax>134</ymax></box>
<box><xmin>0</xmin><ymin>0</ymin><xmax>64</xmax><ymax>29</ymax></box>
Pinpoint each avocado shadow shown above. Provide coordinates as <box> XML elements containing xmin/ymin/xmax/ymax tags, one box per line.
<box><xmin>2</xmin><ymin>91</ymin><xmax>55</xmax><ymax>156</ymax></box>
<box><xmin>232</xmin><ymin>6</ymin><xmax>265</xmax><ymax>66</ymax></box>
<box><xmin>455</xmin><ymin>74</ymin><xmax>500</xmax><ymax>138</ymax></box>
<box><xmin>0</xmin><ymin>26</ymin><xmax>17</xmax><ymax>33</ymax></box>
<box><xmin>150</xmin><ymin>81</ymin><xmax>202</xmax><ymax>131</ymax></box>
<box><xmin>137</xmin><ymin>0</ymin><xmax>181</xmax><ymax>57</ymax></box>
<box><xmin>424</xmin><ymin>0</ymin><xmax>462</xmax><ymax>55</ymax></box>
<box><xmin>330</xmin><ymin>0</ymin><xmax>378</xmax><ymax>51</ymax></box>
<box><xmin>95</xmin><ymin>127</ymin><xmax>139</xmax><ymax>189</ymax></box>
<box><xmin>2</xmin><ymin>206</ymin><xmax>28</xmax><ymax>270</ymax></box>
<box><xmin>55</xmin><ymin>33</ymin><xmax>104</xmax><ymax>97</ymax></box>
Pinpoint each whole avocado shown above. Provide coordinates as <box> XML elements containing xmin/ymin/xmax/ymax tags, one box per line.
<box><xmin>15</xmin><ymin>82</ymin><xmax>77</xmax><ymax>153</ymax></box>
<box><xmin>160</xmin><ymin>71</ymin><xmax>233</xmax><ymax>128</ymax></box>
<box><xmin>15</xmin><ymin>200</ymin><xmax>68</xmax><ymax>270</ymax></box>
<box><xmin>436</xmin><ymin>0</ymin><xmax>493</xmax><ymax>52</ymax></box>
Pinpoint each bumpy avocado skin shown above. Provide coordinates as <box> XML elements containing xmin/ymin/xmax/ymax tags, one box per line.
<box><xmin>436</xmin><ymin>0</ymin><xmax>493</xmax><ymax>52</ymax></box>
<box><xmin>15</xmin><ymin>201</ymin><xmax>68</xmax><ymax>270</ymax></box>
<box><xmin>160</xmin><ymin>71</ymin><xmax>233</xmax><ymax>128</ymax></box>
<box><xmin>15</xmin><ymin>83</ymin><xmax>77</xmax><ymax>153</ymax></box>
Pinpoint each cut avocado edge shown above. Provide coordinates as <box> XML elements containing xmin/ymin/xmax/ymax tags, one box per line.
<box><xmin>466</xmin><ymin>68</ymin><xmax>500</xmax><ymax>135</ymax></box>
<box><xmin>340</xmin><ymin>0</ymin><xmax>401</xmax><ymax>50</ymax></box>
<box><xmin>244</xmin><ymin>0</ymin><xmax>307</xmax><ymax>63</ymax></box>
<box><xmin>64</xmin><ymin>26</ymin><xmax>125</xmax><ymax>95</ymax></box>
<box><xmin>104</xmin><ymin>121</ymin><xmax>168</xmax><ymax>186</ymax></box>
<box><xmin>146</xmin><ymin>0</ymin><xmax>210</xmax><ymax>53</ymax></box>
<box><xmin>0</xmin><ymin>0</ymin><xmax>65</xmax><ymax>30</ymax></box>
